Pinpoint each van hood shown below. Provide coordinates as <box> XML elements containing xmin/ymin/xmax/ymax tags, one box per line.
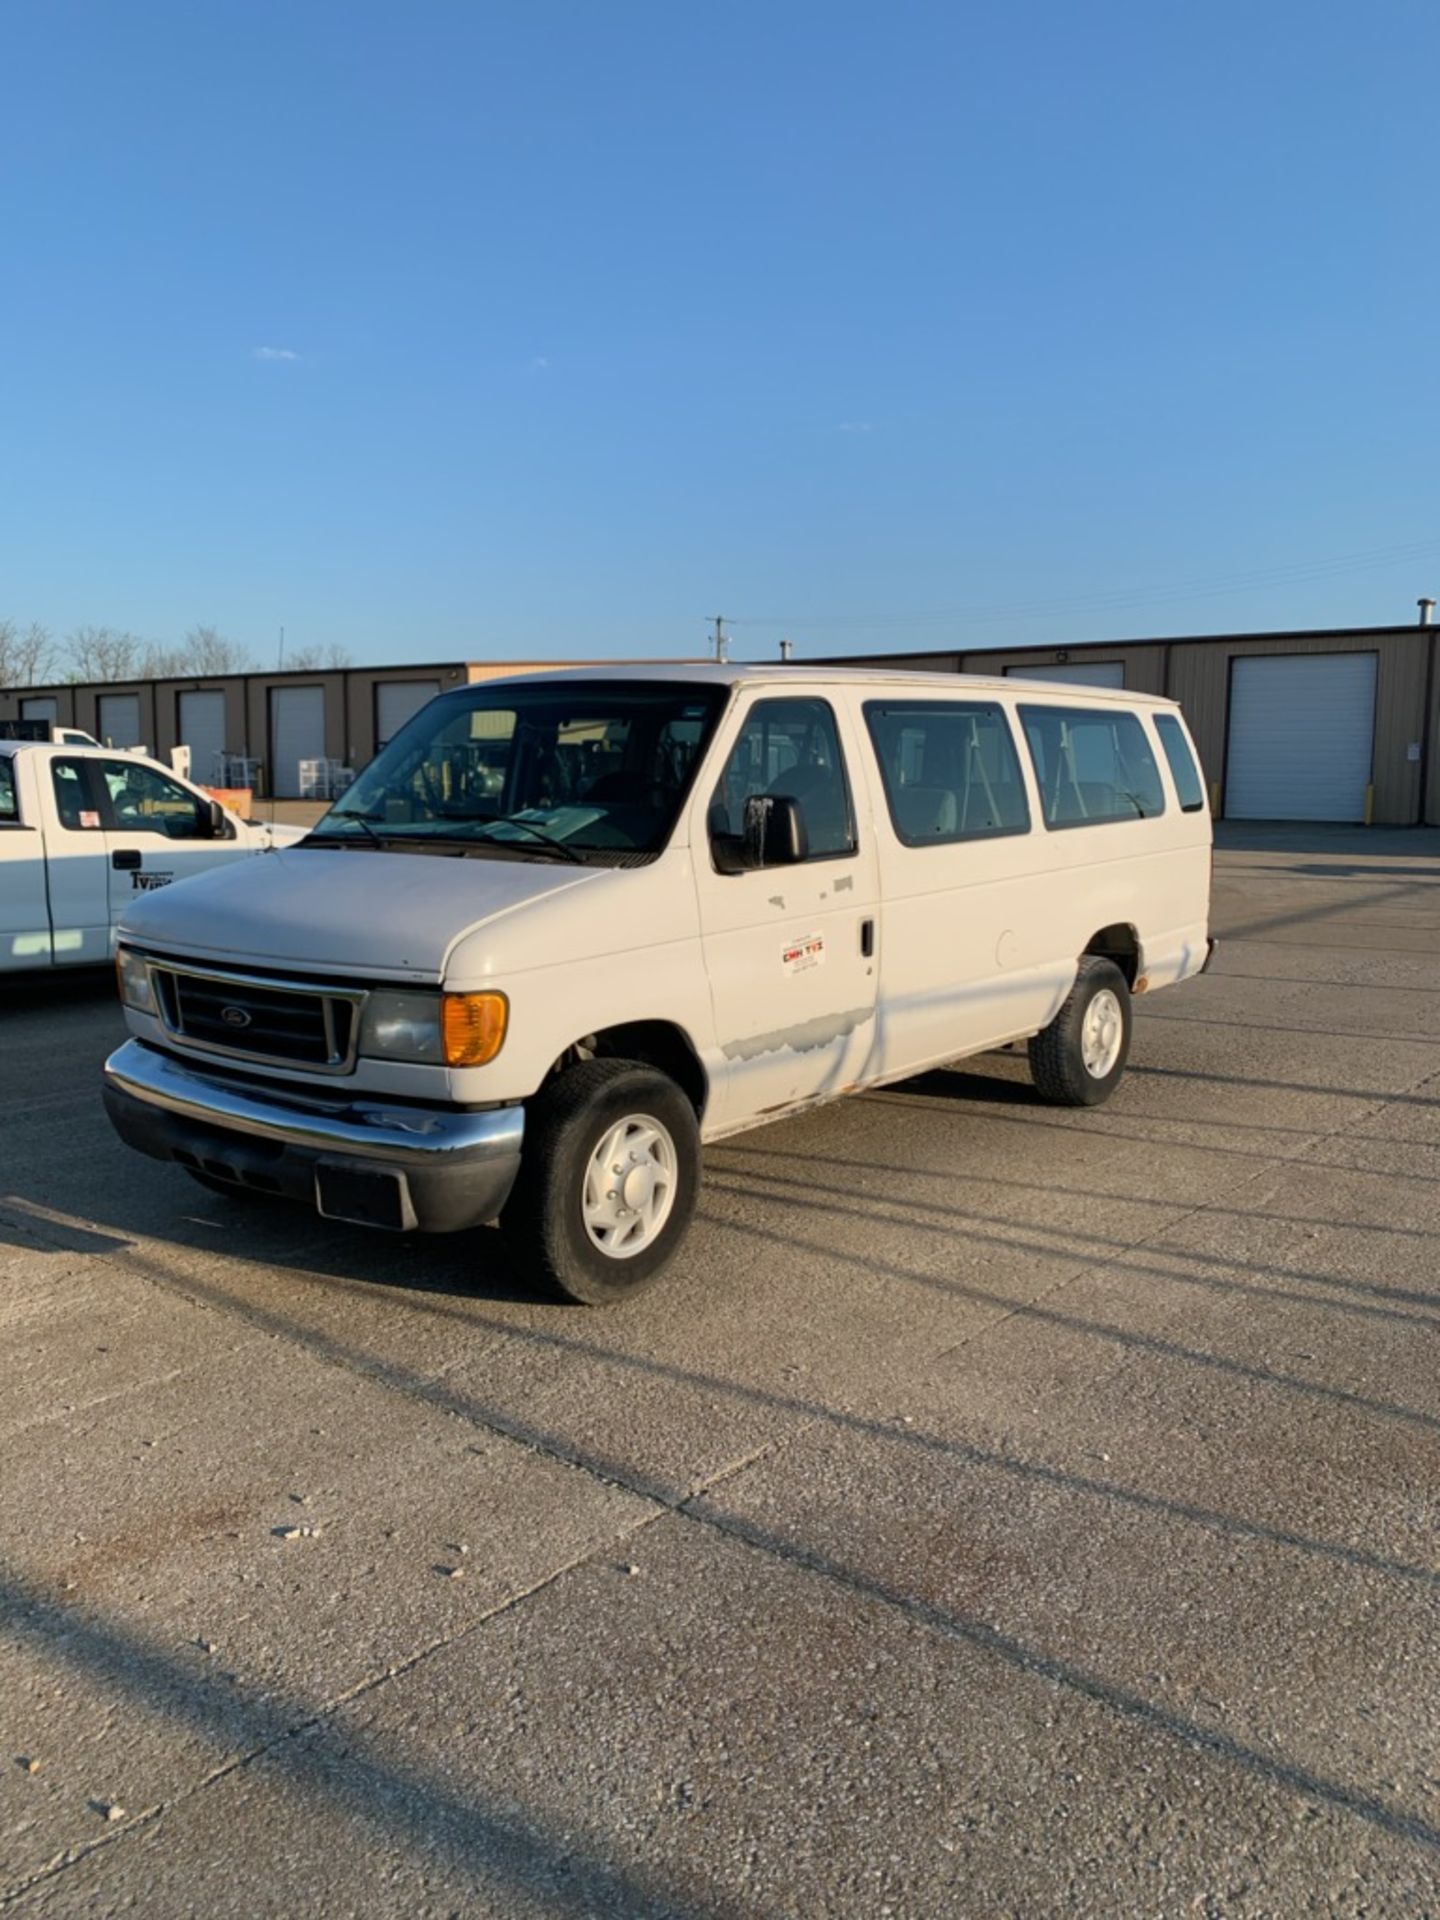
<box><xmin>118</xmin><ymin>845</ymin><xmax>608</xmax><ymax>980</ymax></box>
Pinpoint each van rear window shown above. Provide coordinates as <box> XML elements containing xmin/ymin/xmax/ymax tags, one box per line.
<box><xmin>1154</xmin><ymin>713</ymin><xmax>1207</xmax><ymax>812</ymax></box>
<box><xmin>1019</xmin><ymin>706</ymin><xmax>1166</xmax><ymax>828</ymax></box>
<box><xmin>864</xmin><ymin>701</ymin><xmax>1029</xmax><ymax>844</ymax></box>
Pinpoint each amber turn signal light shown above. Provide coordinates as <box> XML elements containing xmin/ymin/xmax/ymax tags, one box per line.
<box><xmin>440</xmin><ymin>991</ymin><xmax>508</xmax><ymax>1067</ymax></box>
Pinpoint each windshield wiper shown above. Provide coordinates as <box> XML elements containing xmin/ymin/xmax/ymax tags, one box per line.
<box><xmin>303</xmin><ymin>811</ymin><xmax>387</xmax><ymax>849</ymax></box>
<box><xmin>462</xmin><ymin>818</ymin><xmax>584</xmax><ymax>863</ymax></box>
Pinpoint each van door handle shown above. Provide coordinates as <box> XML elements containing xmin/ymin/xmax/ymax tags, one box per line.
<box><xmin>860</xmin><ymin>917</ymin><xmax>875</xmax><ymax>957</ymax></box>
<box><xmin>111</xmin><ymin>849</ymin><xmax>142</xmax><ymax>871</ymax></box>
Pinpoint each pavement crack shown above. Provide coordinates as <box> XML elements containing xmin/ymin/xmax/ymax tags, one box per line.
<box><xmin>0</xmin><ymin>1510</ymin><xmax>668</xmax><ymax>1907</ymax></box>
<box><xmin>665</xmin><ymin>1499</ymin><xmax>1440</xmax><ymax>1854</ymax></box>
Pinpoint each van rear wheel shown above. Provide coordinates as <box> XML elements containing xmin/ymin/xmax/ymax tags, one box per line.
<box><xmin>501</xmin><ymin>1059</ymin><xmax>700</xmax><ymax>1305</ymax></box>
<box><xmin>1028</xmin><ymin>957</ymin><xmax>1132</xmax><ymax>1107</ymax></box>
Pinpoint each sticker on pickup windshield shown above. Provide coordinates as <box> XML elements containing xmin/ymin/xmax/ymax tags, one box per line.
<box><xmin>783</xmin><ymin>932</ymin><xmax>824</xmax><ymax>975</ymax></box>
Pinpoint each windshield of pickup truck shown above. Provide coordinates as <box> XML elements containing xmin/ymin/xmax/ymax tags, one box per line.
<box><xmin>310</xmin><ymin>681</ymin><xmax>727</xmax><ymax>862</ymax></box>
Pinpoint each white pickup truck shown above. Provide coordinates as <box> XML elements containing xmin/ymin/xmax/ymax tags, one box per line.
<box><xmin>0</xmin><ymin>738</ymin><xmax>301</xmax><ymax>972</ymax></box>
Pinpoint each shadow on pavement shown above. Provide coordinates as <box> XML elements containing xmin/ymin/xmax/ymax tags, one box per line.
<box><xmin>11</xmin><ymin>1237</ymin><xmax>1439</xmax><ymax>1886</ymax></box>
<box><xmin>0</xmin><ymin>1199</ymin><xmax>130</xmax><ymax>1256</ymax></box>
<box><xmin>7</xmin><ymin>834</ymin><xmax>1440</xmax><ymax>1892</ymax></box>
<box><xmin>2</xmin><ymin>967</ymin><xmax>121</xmax><ymax>1014</ymax></box>
<box><xmin>1</xmin><ymin>1563</ymin><xmax>760</xmax><ymax>1919</ymax></box>
<box><xmin>1213</xmin><ymin>824</ymin><xmax>1440</xmax><ymax>860</ymax></box>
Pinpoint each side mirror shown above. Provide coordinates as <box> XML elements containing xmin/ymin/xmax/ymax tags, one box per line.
<box><xmin>205</xmin><ymin>799</ymin><xmax>227</xmax><ymax>839</ymax></box>
<box><xmin>742</xmin><ymin>793</ymin><xmax>808</xmax><ymax>868</ymax></box>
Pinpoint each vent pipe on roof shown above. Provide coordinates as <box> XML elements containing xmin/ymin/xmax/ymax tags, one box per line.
<box><xmin>778</xmin><ymin>638</ymin><xmax>794</xmax><ymax>662</ymax></box>
<box><xmin>1419</xmin><ymin>598</ymin><xmax>1436</xmax><ymax>627</ymax></box>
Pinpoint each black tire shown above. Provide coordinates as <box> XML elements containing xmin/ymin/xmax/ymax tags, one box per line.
<box><xmin>1027</xmin><ymin>957</ymin><xmax>1132</xmax><ymax>1107</ymax></box>
<box><xmin>501</xmin><ymin>1058</ymin><xmax>701</xmax><ymax>1305</ymax></box>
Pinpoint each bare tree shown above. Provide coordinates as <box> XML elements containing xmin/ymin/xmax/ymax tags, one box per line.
<box><xmin>60</xmin><ymin>623</ymin><xmax>253</xmax><ymax>682</ymax></box>
<box><xmin>140</xmin><ymin>641</ymin><xmax>186</xmax><ymax>678</ymax></box>
<box><xmin>65</xmin><ymin>626</ymin><xmax>145</xmax><ymax>682</ymax></box>
<box><xmin>281</xmin><ymin>641</ymin><xmax>353</xmax><ymax>671</ymax></box>
<box><xmin>180</xmin><ymin>624</ymin><xmax>251</xmax><ymax>674</ymax></box>
<box><xmin>0</xmin><ymin>620</ymin><xmax>57</xmax><ymax>688</ymax></box>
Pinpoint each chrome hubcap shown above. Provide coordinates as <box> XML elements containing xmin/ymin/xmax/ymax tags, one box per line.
<box><xmin>1081</xmin><ymin>988</ymin><xmax>1124</xmax><ymax>1078</ymax></box>
<box><xmin>582</xmin><ymin>1113</ymin><xmax>678</xmax><ymax>1259</ymax></box>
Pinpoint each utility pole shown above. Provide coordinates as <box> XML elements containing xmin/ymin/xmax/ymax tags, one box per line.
<box><xmin>708</xmin><ymin>616</ymin><xmax>729</xmax><ymax>663</ymax></box>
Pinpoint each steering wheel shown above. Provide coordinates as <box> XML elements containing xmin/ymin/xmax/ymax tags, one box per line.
<box><xmin>416</xmin><ymin>755</ymin><xmax>492</xmax><ymax>819</ymax></box>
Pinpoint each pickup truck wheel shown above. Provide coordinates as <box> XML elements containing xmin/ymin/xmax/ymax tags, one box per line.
<box><xmin>1027</xmin><ymin>957</ymin><xmax>1132</xmax><ymax>1107</ymax></box>
<box><xmin>503</xmin><ymin>1059</ymin><xmax>700</xmax><ymax>1305</ymax></box>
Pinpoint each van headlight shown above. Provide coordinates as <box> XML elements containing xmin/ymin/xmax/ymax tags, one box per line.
<box><xmin>360</xmin><ymin>990</ymin><xmax>507</xmax><ymax>1067</ymax></box>
<box><xmin>115</xmin><ymin>947</ymin><xmax>156</xmax><ymax>1014</ymax></box>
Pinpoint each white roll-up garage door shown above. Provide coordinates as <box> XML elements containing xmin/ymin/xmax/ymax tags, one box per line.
<box><xmin>178</xmin><ymin>690</ymin><xmax>228</xmax><ymax>785</ymax></box>
<box><xmin>97</xmin><ymin>693</ymin><xmax>142</xmax><ymax>749</ymax></box>
<box><xmin>20</xmin><ymin>697</ymin><xmax>58</xmax><ymax>726</ymax></box>
<box><xmin>1225</xmin><ymin>653</ymin><xmax>1377</xmax><ymax>823</ymax></box>
<box><xmin>270</xmin><ymin>686</ymin><xmax>326</xmax><ymax>797</ymax></box>
<box><xmin>376</xmin><ymin>678</ymin><xmax>442</xmax><ymax>747</ymax></box>
<box><xmin>1006</xmin><ymin>661</ymin><xmax>1126</xmax><ymax>688</ymax></box>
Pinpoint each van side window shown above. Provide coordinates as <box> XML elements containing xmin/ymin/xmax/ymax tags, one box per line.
<box><xmin>1019</xmin><ymin>706</ymin><xmax>1166</xmax><ymax>827</ymax></box>
<box><xmin>1153</xmin><ymin>713</ymin><xmax>1207</xmax><ymax>812</ymax></box>
<box><xmin>0</xmin><ymin>759</ymin><xmax>17</xmax><ymax>824</ymax></box>
<box><xmin>864</xmin><ymin>701</ymin><xmax>1029</xmax><ymax>844</ymax></box>
<box><xmin>709</xmin><ymin>698</ymin><xmax>856</xmax><ymax>860</ymax></box>
<box><xmin>51</xmin><ymin>759</ymin><xmax>102</xmax><ymax>830</ymax></box>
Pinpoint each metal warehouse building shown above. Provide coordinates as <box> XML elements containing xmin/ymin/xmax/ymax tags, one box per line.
<box><xmin>829</xmin><ymin>615</ymin><xmax>1440</xmax><ymax>827</ymax></box>
<box><xmin>0</xmin><ymin>660</ymin><xmax>607</xmax><ymax>798</ymax></box>
<box><xmin>4</xmin><ymin>619</ymin><xmax>1438</xmax><ymax>823</ymax></box>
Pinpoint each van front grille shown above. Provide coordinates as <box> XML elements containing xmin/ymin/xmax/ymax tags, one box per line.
<box><xmin>149</xmin><ymin>962</ymin><xmax>364</xmax><ymax>1073</ymax></box>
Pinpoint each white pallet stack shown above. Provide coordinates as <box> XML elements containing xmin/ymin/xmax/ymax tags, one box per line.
<box><xmin>213</xmin><ymin>752</ymin><xmax>262</xmax><ymax>790</ymax></box>
<box><xmin>297</xmin><ymin>758</ymin><xmax>356</xmax><ymax>800</ymax></box>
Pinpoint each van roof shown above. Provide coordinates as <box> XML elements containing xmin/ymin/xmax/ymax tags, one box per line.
<box><xmin>458</xmin><ymin>661</ymin><xmax>1178</xmax><ymax>708</ymax></box>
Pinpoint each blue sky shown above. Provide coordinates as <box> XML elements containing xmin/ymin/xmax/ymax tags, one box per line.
<box><xmin>3</xmin><ymin>0</ymin><xmax>1438</xmax><ymax>666</ymax></box>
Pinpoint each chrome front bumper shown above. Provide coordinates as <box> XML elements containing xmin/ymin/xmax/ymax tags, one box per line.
<box><xmin>103</xmin><ymin>1040</ymin><xmax>524</xmax><ymax>1232</ymax></box>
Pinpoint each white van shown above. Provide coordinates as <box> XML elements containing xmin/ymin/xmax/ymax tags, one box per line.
<box><xmin>0</xmin><ymin>739</ymin><xmax>303</xmax><ymax>972</ymax></box>
<box><xmin>102</xmin><ymin>666</ymin><xmax>1213</xmax><ymax>1301</ymax></box>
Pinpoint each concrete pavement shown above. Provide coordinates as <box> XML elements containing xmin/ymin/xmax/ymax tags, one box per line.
<box><xmin>3</xmin><ymin>828</ymin><xmax>1439</xmax><ymax>1916</ymax></box>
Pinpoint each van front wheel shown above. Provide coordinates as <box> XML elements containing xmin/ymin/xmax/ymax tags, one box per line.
<box><xmin>501</xmin><ymin>1059</ymin><xmax>701</xmax><ymax>1305</ymax></box>
<box><xmin>1028</xmin><ymin>958</ymin><xmax>1132</xmax><ymax>1107</ymax></box>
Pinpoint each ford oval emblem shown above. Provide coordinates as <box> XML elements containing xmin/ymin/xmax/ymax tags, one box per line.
<box><xmin>220</xmin><ymin>1006</ymin><xmax>252</xmax><ymax>1030</ymax></box>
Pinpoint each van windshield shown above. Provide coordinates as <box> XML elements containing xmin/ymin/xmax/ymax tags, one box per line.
<box><xmin>310</xmin><ymin>681</ymin><xmax>726</xmax><ymax>864</ymax></box>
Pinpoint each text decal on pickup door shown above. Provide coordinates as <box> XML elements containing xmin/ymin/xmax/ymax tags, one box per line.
<box><xmin>782</xmin><ymin>932</ymin><xmax>824</xmax><ymax>975</ymax></box>
<box><xmin>131</xmin><ymin>871</ymin><xmax>174</xmax><ymax>891</ymax></box>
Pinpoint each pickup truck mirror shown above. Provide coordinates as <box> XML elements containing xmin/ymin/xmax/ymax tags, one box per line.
<box><xmin>741</xmin><ymin>793</ymin><xmax>809</xmax><ymax>869</ymax></box>
<box><xmin>204</xmin><ymin>798</ymin><xmax>228</xmax><ymax>839</ymax></box>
